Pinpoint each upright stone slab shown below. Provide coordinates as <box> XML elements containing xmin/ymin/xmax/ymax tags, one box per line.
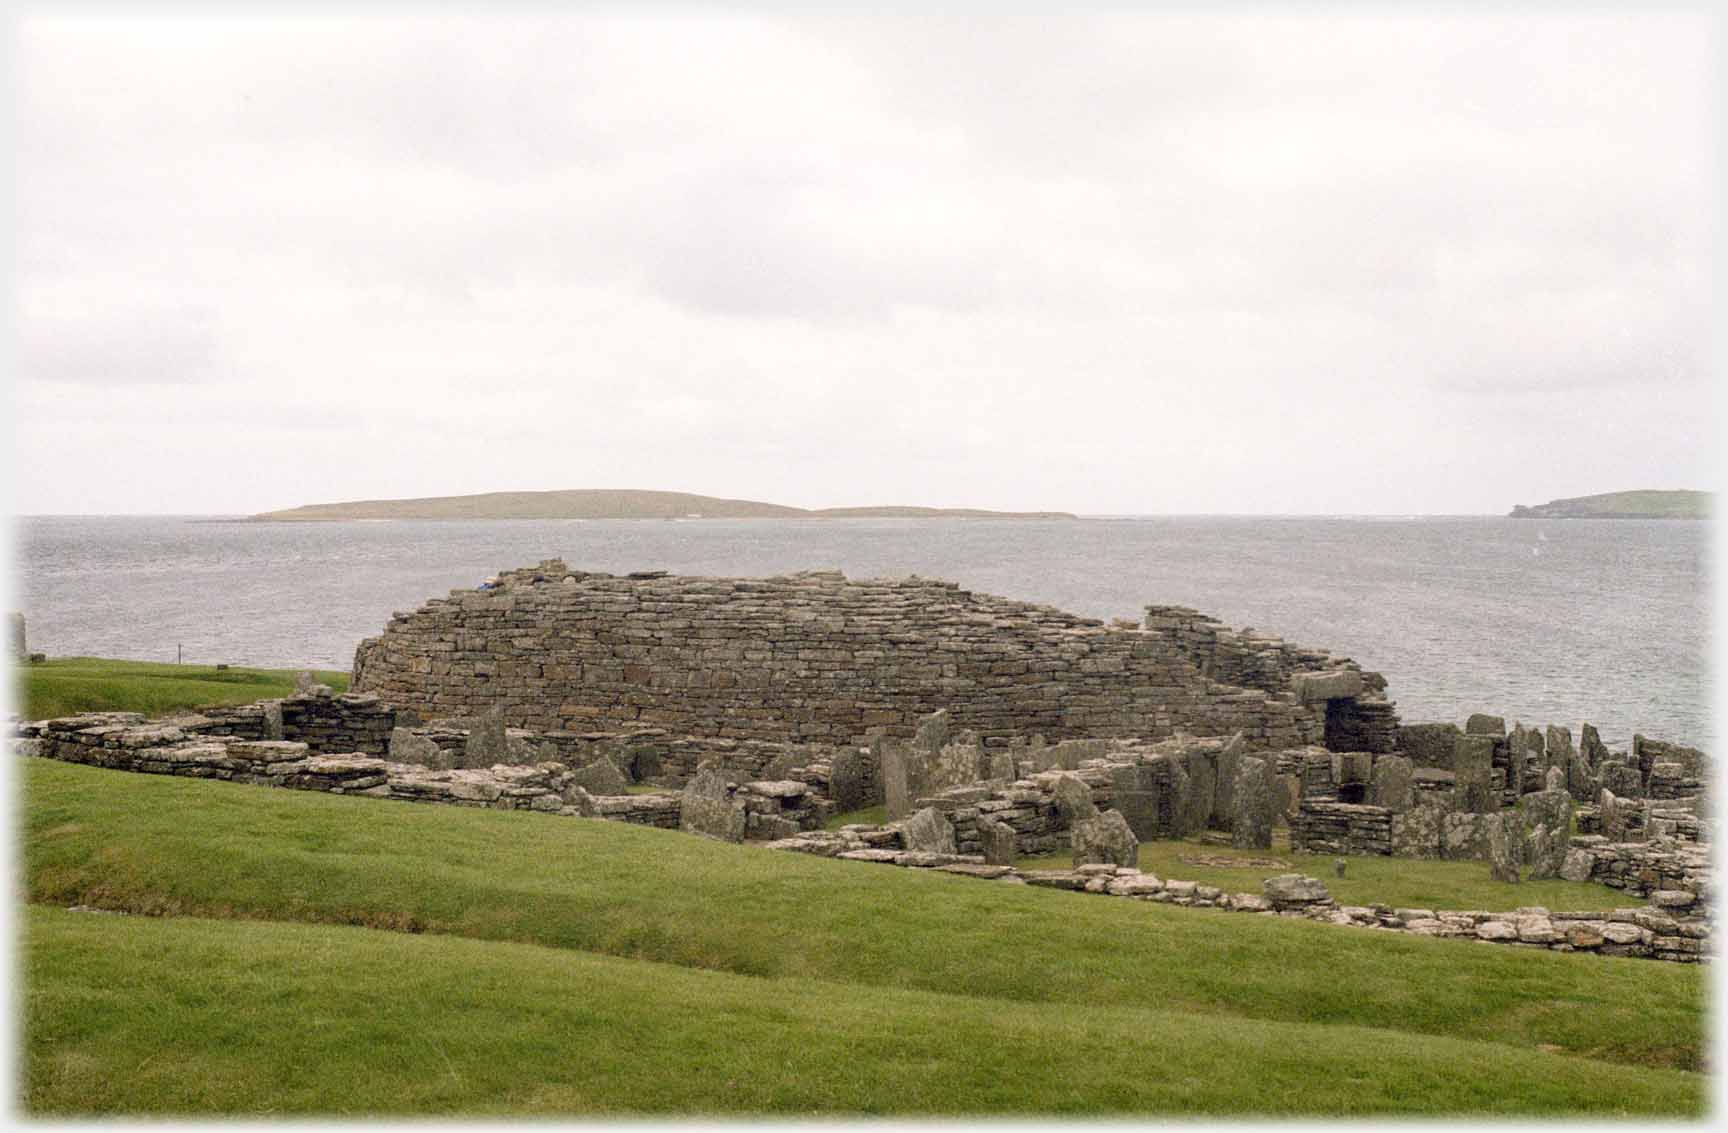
<box><xmin>571</xmin><ymin>756</ymin><xmax>630</xmax><ymax>796</ymax></box>
<box><xmin>1111</xmin><ymin>756</ymin><xmax>1186</xmax><ymax>841</ymax></box>
<box><xmin>1050</xmin><ymin>772</ymin><xmax>1098</xmax><ymax>822</ymax></box>
<box><xmin>1368</xmin><ymin>754</ymin><xmax>1414</xmax><ymax>811</ymax></box>
<box><xmin>680</xmin><ymin>765</ymin><xmax>746</xmax><ymax>843</ymax></box>
<box><xmin>1580</xmin><ymin>724</ymin><xmax>1610</xmax><ymax>770</ymax></box>
<box><xmin>761</xmin><ymin>750</ymin><xmax>800</xmax><ymax>782</ymax></box>
<box><xmin>933</xmin><ymin>733</ymin><xmax>987</xmax><ymax>790</ymax></box>
<box><xmin>261</xmin><ymin>701</ymin><xmax>285</xmax><ymax>741</ymax></box>
<box><xmin>987</xmin><ymin>749</ymin><xmax>1017</xmax><ymax>782</ymax></box>
<box><xmin>913</xmin><ymin>709</ymin><xmax>951</xmax><ymax>755</ymax></box>
<box><xmin>9</xmin><ymin>612</ymin><xmax>27</xmax><ymax>662</ymax></box>
<box><xmin>1524</xmin><ymin>823</ymin><xmax>1557</xmax><ymax>880</ymax></box>
<box><xmin>389</xmin><ymin>727</ymin><xmax>453</xmax><ymax>770</ymax></box>
<box><xmin>1390</xmin><ymin>799</ymin><xmax>1447</xmax><ymax>858</ymax></box>
<box><xmin>901</xmin><ymin>806</ymin><xmax>957</xmax><ymax>855</ymax></box>
<box><xmin>1486</xmin><ymin>814</ymin><xmax>1521</xmax><ymax>884</ymax></box>
<box><xmin>1517</xmin><ymin>787</ymin><xmax>1572</xmax><ymax>876</ymax></box>
<box><xmin>978</xmin><ymin>817</ymin><xmax>1018</xmax><ymax>865</ymax></box>
<box><xmin>1230</xmin><ymin>755</ymin><xmax>1275</xmax><ymax>850</ymax></box>
<box><xmin>461</xmin><ymin>708</ymin><xmax>509</xmax><ymax>769</ymax></box>
<box><xmin>1213</xmin><ymin>732</ymin><xmax>1245</xmax><ymax>825</ymax></box>
<box><xmin>1544</xmin><ymin>766</ymin><xmax>1565</xmax><ymax>793</ymax></box>
<box><xmin>1181</xmin><ymin>747</ymin><xmax>1217</xmax><ymax>835</ymax></box>
<box><xmin>880</xmin><ymin>738</ymin><xmax>914</xmax><ymax>821</ymax></box>
<box><xmin>830</xmin><ymin>746</ymin><xmax>870</xmax><ymax>813</ymax></box>
<box><xmin>1453</xmin><ymin>734</ymin><xmax>1498</xmax><ymax>813</ymax></box>
<box><xmin>1071</xmin><ymin>809</ymin><xmax>1137</xmax><ymax>868</ymax></box>
<box><xmin>1399</xmin><ymin>723</ymin><xmax>1462</xmax><ymax>769</ymax></box>
<box><xmin>1051</xmin><ymin>738</ymin><xmax>1110</xmax><ymax>771</ymax></box>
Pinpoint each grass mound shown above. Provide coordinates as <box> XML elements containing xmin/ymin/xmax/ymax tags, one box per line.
<box><xmin>24</xmin><ymin>759</ymin><xmax>1706</xmax><ymax>1078</ymax></box>
<box><xmin>25</xmin><ymin>906</ymin><xmax>1703</xmax><ymax>1117</ymax></box>
<box><xmin>15</xmin><ymin>657</ymin><xmax>350</xmax><ymax>721</ymax></box>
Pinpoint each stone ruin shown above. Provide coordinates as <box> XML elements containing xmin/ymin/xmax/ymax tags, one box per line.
<box><xmin>9</xmin><ymin>612</ymin><xmax>26</xmax><ymax>663</ymax></box>
<box><xmin>8</xmin><ymin>563</ymin><xmax>1714</xmax><ymax>964</ymax></box>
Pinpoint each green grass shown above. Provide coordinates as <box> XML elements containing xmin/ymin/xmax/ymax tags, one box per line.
<box><xmin>1015</xmin><ymin>832</ymin><xmax>1628</xmax><ymax>912</ymax></box>
<box><xmin>24</xmin><ymin>906</ymin><xmax>1703</xmax><ymax>1117</ymax></box>
<box><xmin>23</xmin><ymin>759</ymin><xmax>1706</xmax><ymax>1083</ymax></box>
<box><xmin>14</xmin><ymin>657</ymin><xmax>350</xmax><ymax>721</ymax></box>
<box><xmin>824</xmin><ymin>803</ymin><xmax>887</xmax><ymax>829</ymax></box>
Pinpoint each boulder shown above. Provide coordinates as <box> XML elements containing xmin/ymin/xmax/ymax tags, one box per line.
<box><xmin>680</xmin><ymin>765</ymin><xmax>745</xmax><ymax>843</ymax></box>
<box><xmin>1263</xmin><ymin>874</ymin><xmax>1330</xmax><ymax>905</ymax></box>
<box><xmin>460</xmin><ymin>708</ymin><xmax>509</xmax><ymax>769</ymax></box>
<box><xmin>901</xmin><ymin>806</ymin><xmax>957</xmax><ymax>855</ymax></box>
<box><xmin>389</xmin><ymin>727</ymin><xmax>454</xmax><ymax>770</ymax></box>
<box><xmin>978</xmin><ymin>817</ymin><xmax>1018</xmax><ymax>866</ymax></box>
<box><xmin>570</xmin><ymin>757</ymin><xmax>631</xmax><ymax>796</ymax></box>
<box><xmin>1071</xmin><ymin>810</ymin><xmax>1137</xmax><ymax>868</ymax></box>
<box><xmin>1050</xmin><ymin>772</ymin><xmax>1099</xmax><ymax>822</ymax></box>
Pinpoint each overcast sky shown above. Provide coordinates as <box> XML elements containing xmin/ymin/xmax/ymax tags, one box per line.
<box><xmin>9</xmin><ymin>8</ymin><xmax>1719</xmax><ymax>515</ymax></box>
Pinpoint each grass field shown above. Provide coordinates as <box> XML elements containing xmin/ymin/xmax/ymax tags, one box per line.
<box><xmin>1014</xmin><ymin>831</ymin><xmax>1627</xmax><ymax>911</ymax></box>
<box><xmin>19</xmin><ymin>758</ymin><xmax>1709</xmax><ymax>1116</ymax></box>
<box><xmin>14</xmin><ymin>657</ymin><xmax>350</xmax><ymax>721</ymax></box>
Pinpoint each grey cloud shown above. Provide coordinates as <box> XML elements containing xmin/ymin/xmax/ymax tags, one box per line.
<box><xmin>16</xmin><ymin>303</ymin><xmax>220</xmax><ymax>386</ymax></box>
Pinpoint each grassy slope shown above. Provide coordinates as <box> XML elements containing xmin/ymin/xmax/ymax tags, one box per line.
<box><xmin>1014</xmin><ymin>833</ymin><xmax>1626</xmax><ymax>911</ymax></box>
<box><xmin>1512</xmin><ymin>489</ymin><xmax>1711</xmax><ymax>518</ymax></box>
<box><xmin>23</xmin><ymin>760</ymin><xmax>1705</xmax><ymax>1075</ymax></box>
<box><xmin>15</xmin><ymin>658</ymin><xmax>350</xmax><ymax>721</ymax></box>
<box><xmin>24</xmin><ymin>907</ymin><xmax>1702</xmax><ymax>1117</ymax></box>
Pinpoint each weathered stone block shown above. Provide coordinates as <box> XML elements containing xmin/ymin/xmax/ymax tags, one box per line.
<box><xmin>1071</xmin><ymin>810</ymin><xmax>1137</xmax><ymax>868</ymax></box>
<box><xmin>1230</xmin><ymin>756</ymin><xmax>1274</xmax><ymax>850</ymax></box>
<box><xmin>1369</xmin><ymin>754</ymin><xmax>1414</xmax><ymax>811</ymax></box>
<box><xmin>901</xmin><ymin>806</ymin><xmax>957</xmax><ymax>855</ymax></box>
<box><xmin>680</xmin><ymin>765</ymin><xmax>746</xmax><ymax>842</ymax></box>
<box><xmin>571</xmin><ymin>757</ymin><xmax>631</xmax><ymax>796</ymax></box>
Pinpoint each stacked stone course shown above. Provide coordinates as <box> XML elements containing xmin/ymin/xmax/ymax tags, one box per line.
<box><xmin>353</xmin><ymin>564</ymin><xmax>1390</xmax><ymax>751</ymax></box>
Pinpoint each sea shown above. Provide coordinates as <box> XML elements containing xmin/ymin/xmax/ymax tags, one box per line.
<box><xmin>13</xmin><ymin>515</ymin><xmax>1714</xmax><ymax>751</ymax></box>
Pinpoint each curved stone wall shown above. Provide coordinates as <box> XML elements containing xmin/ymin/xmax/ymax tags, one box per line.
<box><xmin>352</xmin><ymin>560</ymin><xmax>1385</xmax><ymax>749</ymax></box>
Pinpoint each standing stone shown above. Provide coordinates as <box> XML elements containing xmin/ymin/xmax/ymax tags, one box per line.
<box><xmin>1517</xmin><ymin>787</ymin><xmax>1572</xmax><ymax>876</ymax></box>
<box><xmin>830</xmin><ymin>746</ymin><xmax>870</xmax><ymax>813</ymax></box>
<box><xmin>880</xmin><ymin>738</ymin><xmax>914</xmax><ymax>821</ymax></box>
<box><xmin>761</xmin><ymin>750</ymin><xmax>800</xmax><ymax>782</ymax></box>
<box><xmin>461</xmin><ymin>708</ymin><xmax>510</xmax><ymax>769</ymax></box>
<box><xmin>1111</xmin><ymin>756</ymin><xmax>1187</xmax><ymax>841</ymax></box>
<box><xmin>1580</xmin><ymin>724</ymin><xmax>1610</xmax><ymax>771</ymax></box>
<box><xmin>293</xmin><ymin>670</ymin><xmax>318</xmax><ymax>696</ymax></box>
<box><xmin>680</xmin><ymin>765</ymin><xmax>746</xmax><ymax>842</ymax></box>
<box><xmin>1544</xmin><ymin>766</ymin><xmax>1565</xmax><ymax>793</ymax></box>
<box><xmin>1276</xmin><ymin>774</ymin><xmax>1301</xmax><ymax>823</ymax></box>
<box><xmin>1486</xmin><ymin>814</ymin><xmax>1521</xmax><ymax>884</ymax></box>
<box><xmin>987</xmin><ymin>749</ymin><xmax>1018</xmax><ymax>782</ymax></box>
<box><xmin>1368</xmin><ymin>754</ymin><xmax>1414</xmax><ymax>811</ymax></box>
<box><xmin>913</xmin><ymin>709</ymin><xmax>951</xmax><ymax>755</ymax></box>
<box><xmin>1051</xmin><ymin>739</ymin><xmax>1110</xmax><ymax>771</ymax></box>
<box><xmin>8</xmin><ymin>612</ymin><xmax>26</xmax><ymax>662</ymax></box>
<box><xmin>1181</xmin><ymin>748</ymin><xmax>1217</xmax><ymax>835</ymax></box>
<box><xmin>1524</xmin><ymin>823</ymin><xmax>1557</xmax><ymax>880</ymax></box>
<box><xmin>1050</xmin><ymin>772</ymin><xmax>1099</xmax><ymax>822</ymax></box>
<box><xmin>1213</xmin><ymin>732</ymin><xmax>1245</xmax><ymax>825</ymax></box>
<box><xmin>1230</xmin><ymin>756</ymin><xmax>1275</xmax><ymax>850</ymax></box>
<box><xmin>389</xmin><ymin>727</ymin><xmax>453</xmax><ymax>770</ymax></box>
<box><xmin>1071</xmin><ymin>810</ymin><xmax>1137</xmax><ymax>868</ymax></box>
<box><xmin>933</xmin><ymin>733</ymin><xmax>987</xmax><ymax>789</ymax></box>
<box><xmin>1453</xmin><ymin>735</ymin><xmax>1498</xmax><ymax>813</ymax></box>
<box><xmin>978</xmin><ymin>817</ymin><xmax>1018</xmax><ymax>865</ymax></box>
<box><xmin>900</xmin><ymin>806</ymin><xmax>957</xmax><ymax>854</ymax></box>
<box><xmin>571</xmin><ymin>756</ymin><xmax>631</xmax><ymax>796</ymax></box>
<box><xmin>261</xmin><ymin>701</ymin><xmax>285</xmax><ymax>741</ymax></box>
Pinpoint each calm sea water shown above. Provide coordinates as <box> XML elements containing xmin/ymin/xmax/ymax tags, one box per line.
<box><xmin>14</xmin><ymin>515</ymin><xmax>1713</xmax><ymax>750</ymax></box>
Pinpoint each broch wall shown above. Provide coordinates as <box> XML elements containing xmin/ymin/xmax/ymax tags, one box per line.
<box><xmin>351</xmin><ymin>562</ymin><xmax>1390</xmax><ymax>750</ymax></box>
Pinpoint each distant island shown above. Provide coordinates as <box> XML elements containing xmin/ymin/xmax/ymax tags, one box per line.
<box><xmin>251</xmin><ymin>489</ymin><xmax>1078</xmax><ymax>522</ymax></box>
<box><xmin>1509</xmin><ymin>489</ymin><xmax>1711</xmax><ymax>520</ymax></box>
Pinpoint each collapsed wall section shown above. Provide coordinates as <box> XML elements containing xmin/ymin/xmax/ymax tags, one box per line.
<box><xmin>354</xmin><ymin>562</ymin><xmax>1364</xmax><ymax>749</ymax></box>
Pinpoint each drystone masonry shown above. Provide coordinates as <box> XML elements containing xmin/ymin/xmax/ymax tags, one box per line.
<box><xmin>354</xmin><ymin>563</ymin><xmax>1394</xmax><ymax>751</ymax></box>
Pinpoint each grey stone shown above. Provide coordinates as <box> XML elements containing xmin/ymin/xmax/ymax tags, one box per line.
<box><xmin>1263</xmin><ymin>874</ymin><xmax>1330</xmax><ymax>905</ymax></box>
<box><xmin>1291</xmin><ymin>669</ymin><xmax>1364</xmax><ymax>703</ymax></box>
<box><xmin>1580</xmin><ymin>723</ymin><xmax>1610</xmax><ymax>770</ymax></box>
<box><xmin>1230</xmin><ymin>755</ymin><xmax>1275</xmax><ymax>850</ymax></box>
<box><xmin>1368</xmin><ymin>754</ymin><xmax>1414</xmax><ymax>811</ymax></box>
<box><xmin>978</xmin><ymin>817</ymin><xmax>1018</xmax><ymax>865</ymax></box>
<box><xmin>261</xmin><ymin>701</ymin><xmax>284</xmax><ymax>741</ymax></box>
<box><xmin>7</xmin><ymin>611</ymin><xmax>24</xmax><ymax>662</ymax></box>
<box><xmin>1524</xmin><ymin>823</ymin><xmax>1557</xmax><ymax>880</ymax></box>
<box><xmin>1601</xmin><ymin>761</ymin><xmax>1643</xmax><ymax>799</ymax></box>
<box><xmin>680</xmin><ymin>765</ymin><xmax>746</xmax><ymax>842</ymax></box>
<box><xmin>1453</xmin><ymin>734</ymin><xmax>1498</xmax><ymax>813</ymax></box>
<box><xmin>1487</xmin><ymin>814</ymin><xmax>1521</xmax><ymax>884</ymax></box>
<box><xmin>1559</xmin><ymin>847</ymin><xmax>1595</xmax><ymax>882</ymax></box>
<box><xmin>761</xmin><ymin>750</ymin><xmax>800</xmax><ymax>782</ymax></box>
<box><xmin>1399</xmin><ymin>723</ymin><xmax>1462</xmax><ymax>769</ymax></box>
<box><xmin>571</xmin><ymin>757</ymin><xmax>631</xmax><ymax>796</ymax></box>
<box><xmin>461</xmin><ymin>708</ymin><xmax>509</xmax><ymax>769</ymax></box>
<box><xmin>1214</xmin><ymin>731</ymin><xmax>1245</xmax><ymax>825</ymax></box>
<box><xmin>389</xmin><ymin>727</ymin><xmax>453</xmax><ymax>770</ymax></box>
<box><xmin>1050</xmin><ymin>772</ymin><xmax>1099</xmax><ymax>821</ymax></box>
<box><xmin>1465</xmin><ymin>714</ymin><xmax>1506</xmax><ymax>738</ymax></box>
<box><xmin>913</xmin><ymin>709</ymin><xmax>951</xmax><ymax>755</ymax></box>
<box><xmin>901</xmin><ymin>806</ymin><xmax>957</xmax><ymax>854</ymax></box>
<box><xmin>1051</xmin><ymin>738</ymin><xmax>1110</xmax><ymax>771</ymax></box>
<box><xmin>1182</xmin><ymin>748</ymin><xmax>1217</xmax><ymax>835</ymax></box>
<box><xmin>1071</xmin><ymin>809</ymin><xmax>1137</xmax><ymax>868</ymax></box>
<box><xmin>880</xmin><ymin>738</ymin><xmax>914</xmax><ymax>821</ymax></box>
<box><xmin>1544</xmin><ymin>766</ymin><xmax>1565</xmax><ymax>793</ymax></box>
<box><xmin>829</xmin><ymin>746</ymin><xmax>870</xmax><ymax>812</ymax></box>
<box><xmin>987</xmin><ymin>750</ymin><xmax>1017</xmax><ymax>782</ymax></box>
<box><xmin>1516</xmin><ymin>787</ymin><xmax>1572</xmax><ymax>876</ymax></box>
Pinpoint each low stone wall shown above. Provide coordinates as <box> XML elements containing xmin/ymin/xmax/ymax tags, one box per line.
<box><xmin>1289</xmin><ymin>802</ymin><xmax>1392</xmax><ymax>855</ymax></box>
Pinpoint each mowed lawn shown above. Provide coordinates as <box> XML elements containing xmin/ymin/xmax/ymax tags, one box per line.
<box><xmin>19</xmin><ymin>758</ymin><xmax>1708</xmax><ymax>1118</ymax></box>
<box><xmin>15</xmin><ymin>657</ymin><xmax>350</xmax><ymax>721</ymax></box>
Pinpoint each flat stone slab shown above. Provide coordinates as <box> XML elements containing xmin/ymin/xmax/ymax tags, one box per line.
<box><xmin>744</xmin><ymin>779</ymin><xmax>810</xmax><ymax>798</ymax></box>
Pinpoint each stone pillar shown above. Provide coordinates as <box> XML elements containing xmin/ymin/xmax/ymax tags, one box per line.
<box><xmin>680</xmin><ymin>764</ymin><xmax>746</xmax><ymax>842</ymax></box>
<box><xmin>1454</xmin><ymin>735</ymin><xmax>1498</xmax><ymax>813</ymax></box>
<box><xmin>1072</xmin><ymin>810</ymin><xmax>1137</xmax><ymax>868</ymax></box>
<box><xmin>1368</xmin><ymin>754</ymin><xmax>1414</xmax><ymax>811</ymax></box>
<box><xmin>1230</xmin><ymin>755</ymin><xmax>1275</xmax><ymax>850</ymax></box>
<box><xmin>8</xmin><ymin>612</ymin><xmax>25</xmax><ymax>662</ymax></box>
<box><xmin>830</xmin><ymin>747</ymin><xmax>870</xmax><ymax>813</ymax></box>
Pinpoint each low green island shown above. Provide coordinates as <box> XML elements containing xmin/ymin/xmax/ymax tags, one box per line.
<box><xmin>251</xmin><ymin>488</ymin><xmax>1077</xmax><ymax>522</ymax></box>
<box><xmin>1509</xmin><ymin>489</ymin><xmax>1710</xmax><ymax>519</ymax></box>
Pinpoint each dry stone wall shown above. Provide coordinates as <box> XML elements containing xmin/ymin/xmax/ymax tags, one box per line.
<box><xmin>353</xmin><ymin>563</ymin><xmax>1362</xmax><ymax>750</ymax></box>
